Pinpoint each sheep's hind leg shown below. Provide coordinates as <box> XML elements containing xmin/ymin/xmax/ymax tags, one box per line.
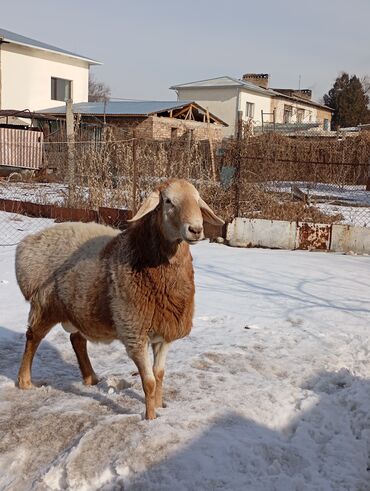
<box><xmin>18</xmin><ymin>319</ymin><xmax>53</xmax><ymax>389</ymax></box>
<box><xmin>152</xmin><ymin>341</ymin><xmax>170</xmax><ymax>409</ymax></box>
<box><xmin>131</xmin><ymin>342</ymin><xmax>157</xmax><ymax>420</ymax></box>
<box><xmin>70</xmin><ymin>332</ymin><xmax>99</xmax><ymax>386</ymax></box>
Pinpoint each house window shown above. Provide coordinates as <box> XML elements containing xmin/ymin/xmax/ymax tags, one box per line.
<box><xmin>245</xmin><ymin>102</ymin><xmax>255</xmax><ymax>119</ymax></box>
<box><xmin>171</xmin><ymin>127</ymin><xmax>178</xmax><ymax>139</ymax></box>
<box><xmin>323</xmin><ymin>119</ymin><xmax>329</xmax><ymax>131</ymax></box>
<box><xmin>283</xmin><ymin>105</ymin><xmax>293</xmax><ymax>124</ymax></box>
<box><xmin>51</xmin><ymin>77</ymin><xmax>72</xmax><ymax>101</ymax></box>
<box><xmin>296</xmin><ymin>108</ymin><xmax>305</xmax><ymax>123</ymax></box>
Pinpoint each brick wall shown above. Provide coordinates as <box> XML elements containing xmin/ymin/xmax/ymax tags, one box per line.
<box><xmin>149</xmin><ymin>116</ymin><xmax>224</xmax><ymax>142</ymax></box>
<box><xmin>105</xmin><ymin>117</ymin><xmax>151</xmax><ymax>139</ymax></box>
<box><xmin>94</xmin><ymin>115</ymin><xmax>224</xmax><ymax>142</ymax></box>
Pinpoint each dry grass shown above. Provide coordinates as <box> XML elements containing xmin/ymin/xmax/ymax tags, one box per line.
<box><xmin>34</xmin><ymin>128</ymin><xmax>370</xmax><ymax>224</ymax></box>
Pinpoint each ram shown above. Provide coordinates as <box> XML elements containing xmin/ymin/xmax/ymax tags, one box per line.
<box><xmin>16</xmin><ymin>179</ymin><xmax>224</xmax><ymax>419</ymax></box>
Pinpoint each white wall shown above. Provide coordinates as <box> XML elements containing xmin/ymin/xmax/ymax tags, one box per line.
<box><xmin>175</xmin><ymin>86</ymin><xmax>273</xmax><ymax>136</ymax></box>
<box><xmin>1</xmin><ymin>43</ymin><xmax>89</xmax><ymax>111</ymax></box>
<box><xmin>174</xmin><ymin>87</ymin><xmax>238</xmax><ymax>137</ymax></box>
<box><xmin>174</xmin><ymin>84</ymin><xmax>332</xmax><ymax>136</ymax></box>
<box><xmin>239</xmin><ymin>90</ymin><xmax>272</xmax><ymax>126</ymax></box>
<box><xmin>271</xmin><ymin>98</ymin><xmax>318</xmax><ymax>124</ymax></box>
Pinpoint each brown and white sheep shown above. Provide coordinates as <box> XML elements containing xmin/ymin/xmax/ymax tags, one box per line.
<box><xmin>15</xmin><ymin>179</ymin><xmax>224</xmax><ymax>419</ymax></box>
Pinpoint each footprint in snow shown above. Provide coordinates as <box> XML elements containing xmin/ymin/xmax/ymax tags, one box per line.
<box><xmin>103</xmin><ymin>376</ymin><xmax>132</xmax><ymax>394</ymax></box>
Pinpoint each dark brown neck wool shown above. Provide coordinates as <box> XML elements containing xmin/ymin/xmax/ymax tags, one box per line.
<box><xmin>125</xmin><ymin>211</ymin><xmax>180</xmax><ymax>270</ymax></box>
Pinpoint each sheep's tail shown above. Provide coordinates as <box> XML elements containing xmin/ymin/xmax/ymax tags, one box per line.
<box><xmin>27</xmin><ymin>291</ymin><xmax>45</xmax><ymax>328</ymax></box>
<box><xmin>25</xmin><ymin>280</ymin><xmax>58</xmax><ymax>329</ymax></box>
<box><xmin>15</xmin><ymin>234</ymin><xmax>49</xmax><ymax>301</ymax></box>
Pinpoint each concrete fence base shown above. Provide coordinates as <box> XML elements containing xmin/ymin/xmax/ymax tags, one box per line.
<box><xmin>226</xmin><ymin>217</ymin><xmax>370</xmax><ymax>254</ymax></box>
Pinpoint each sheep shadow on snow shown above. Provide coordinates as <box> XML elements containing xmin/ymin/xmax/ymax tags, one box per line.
<box><xmin>126</xmin><ymin>370</ymin><xmax>370</xmax><ymax>490</ymax></box>
<box><xmin>0</xmin><ymin>325</ymin><xmax>139</xmax><ymax>415</ymax></box>
<box><xmin>1</xmin><ymin>323</ymin><xmax>370</xmax><ymax>488</ymax></box>
<box><xmin>0</xmin><ymin>325</ymin><xmax>76</xmax><ymax>384</ymax></box>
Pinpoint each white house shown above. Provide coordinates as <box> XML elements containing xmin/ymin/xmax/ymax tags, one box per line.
<box><xmin>170</xmin><ymin>74</ymin><xmax>333</xmax><ymax>137</ymax></box>
<box><xmin>0</xmin><ymin>28</ymin><xmax>100</xmax><ymax>112</ymax></box>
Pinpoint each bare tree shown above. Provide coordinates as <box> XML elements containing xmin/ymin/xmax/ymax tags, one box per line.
<box><xmin>361</xmin><ymin>75</ymin><xmax>370</xmax><ymax>96</ymax></box>
<box><xmin>88</xmin><ymin>74</ymin><xmax>111</xmax><ymax>102</ymax></box>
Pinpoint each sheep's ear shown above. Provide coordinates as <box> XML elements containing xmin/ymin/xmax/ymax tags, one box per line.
<box><xmin>199</xmin><ymin>197</ymin><xmax>225</xmax><ymax>226</ymax></box>
<box><xmin>128</xmin><ymin>190</ymin><xmax>160</xmax><ymax>222</ymax></box>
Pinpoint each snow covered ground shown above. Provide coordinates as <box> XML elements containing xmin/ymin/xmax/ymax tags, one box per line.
<box><xmin>267</xmin><ymin>182</ymin><xmax>370</xmax><ymax>227</ymax></box>
<box><xmin>316</xmin><ymin>203</ymin><xmax>370</xmax><ymax>227</ymax></box>
<box><xmin>1</xmin><ymin>215</ymin><xmax>370</xmax><ymax>490</ymax></box>
<box><xmin>0</xmin><ymin>182</ymin><xmax>67</xmax><ymax>206</ymax></box>
<box><xmin>267</xmin><ymin>182</ymin><xmax>370</xmax><ymax>207</ymax></box>
<box><xmin>0</xmin><ymin>211</ymin><xmax>52</xmax><ymax>247</ymax></box>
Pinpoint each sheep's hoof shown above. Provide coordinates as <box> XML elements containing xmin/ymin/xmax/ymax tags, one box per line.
<box><xmin>83</xmin><ymin>374</ymin><xmax>99</xmax><ymax>386</ymax></box>
<box><xmin>145</xmin><ymin>410</ymin><xmax>157</xmax><ymax>420</ymax></box>
<box><xmin>17</xmin><ymin>379</ymin><xmax>36</xmax><ymax>390</ymax></box>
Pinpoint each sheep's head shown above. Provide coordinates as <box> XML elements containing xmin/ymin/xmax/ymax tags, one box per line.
<box><xmin>128</xmin><ymin>179</ymin><xmax>224</xmax><ymax>243</ymax></box>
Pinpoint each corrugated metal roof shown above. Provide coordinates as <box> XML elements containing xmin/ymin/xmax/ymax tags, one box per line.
<box><xmin>170</xmin><ymin>76</ymin><xmax>275</xmax><ymax>95</ymax></box>
<box><xmin>0</xmin><ymin>28</ymin><xmax>100</xmax><ymax>65</ymax></box>
<box><xmin>39</xmin><ymin>100</ymin><xmax>194</xmax><ymax>116</ymax></box>
<box><xmin>171</xmin><ymin>76</ymin><xmax>242</xmax><ymax>88</ymax></box>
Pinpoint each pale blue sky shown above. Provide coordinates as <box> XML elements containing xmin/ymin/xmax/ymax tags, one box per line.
<box><xmin>2</xmin><ymin>0</ymin><xmax>369</xmax><ymax>101</ymax></box>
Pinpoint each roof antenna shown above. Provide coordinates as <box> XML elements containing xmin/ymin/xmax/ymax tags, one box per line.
<box><xmin>298</xmin><ymin>74</ymin><xmax>301</xmax><ymax>91</ymax></box>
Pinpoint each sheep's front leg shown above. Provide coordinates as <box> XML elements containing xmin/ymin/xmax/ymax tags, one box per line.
<box><xmin>132</xmin><ymin>343</ymin><xmax>157</xmax><ymax>420</ymax></box>
<box><xmin>152</xmin><ymin>341</ymin><xmax>170</xmax><ymax>409</ymax></box>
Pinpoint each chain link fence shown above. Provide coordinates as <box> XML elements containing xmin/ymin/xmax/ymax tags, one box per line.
<box><xmin>227</xmin><ymin>132</ymin><xmax>370</xmax><ymax>226</ymax></box>
<box><xmin>1</xmin><ymin>128</ymin><xmax>370</xmax><ymax>246</ymax></box>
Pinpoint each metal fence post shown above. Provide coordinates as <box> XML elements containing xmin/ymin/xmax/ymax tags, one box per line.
<box><xmin>66</xmin><ymin>99</ymin><xmax>75</xmax><ymax>206</ymax></box>
<box><xmin>206</xmin><ymin>109</ymin><xmax>216</xmax><ymax>181</ymax></box>
<box><xmin>234</xmin><ymin>110</ymin><xmax>243</xmax><ymax>217</ymax></box>
<box><xmin>132</xmin><ymin>128</ymin><xmax>138</xmax><ymax>214</ymax></box>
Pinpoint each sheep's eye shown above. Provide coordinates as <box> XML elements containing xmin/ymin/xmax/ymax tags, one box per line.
<box><xmin>165</xmin><ymin>198</ymin><xmax>173</xmax><ymax>205</ymax></box>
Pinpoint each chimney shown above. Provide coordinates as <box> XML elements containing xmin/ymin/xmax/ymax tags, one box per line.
<box><xmin>272</xmin><ymin>88</ymin><xmax>312</xmax><ymax>100</ymax></box>
<box><xmin>242</xmin><ymin>73</ymin><xmax>269</xmax><ymax>89</ymax></box>
<box><xmin>294</xmin><ymin>89</ymin><xmax>312</xmax><ymax>100</ymax></box>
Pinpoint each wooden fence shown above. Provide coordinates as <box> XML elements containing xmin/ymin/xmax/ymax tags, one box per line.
<box><xmin>0</xmin><ymin>127</ymin><xmax>43</xmax><ymax>169</ymax></box>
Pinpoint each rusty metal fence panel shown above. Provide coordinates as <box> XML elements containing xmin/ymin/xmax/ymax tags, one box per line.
<box><xmin>0</xmin><ymin>128</ymin><xmax>43</xmax><ymax>169</ymax></box>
